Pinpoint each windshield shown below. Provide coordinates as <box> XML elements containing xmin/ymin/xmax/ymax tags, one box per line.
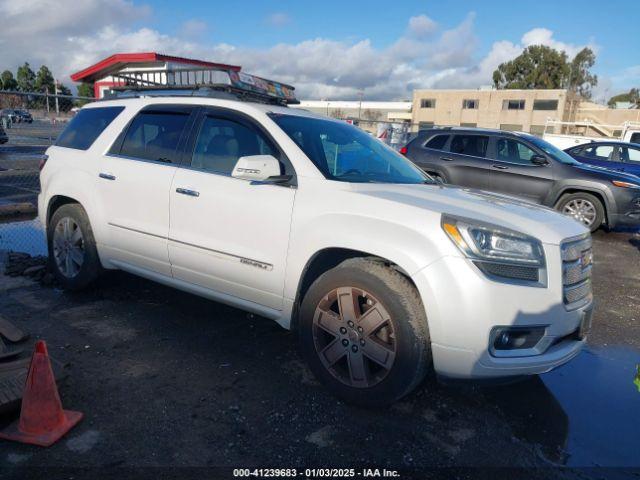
<box><xmin>269</xmin><ymin>113</ymin><xmax>433</xmax><ymax>184</ymax></box>
<box><xmin>528</xmin><ymin>136</ymin><xmax>581</xmax><ymax>165</ymax></box>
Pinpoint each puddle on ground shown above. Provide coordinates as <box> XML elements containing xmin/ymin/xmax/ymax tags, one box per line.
<box><xmin>488</xmin><ymin>346</ymin><xmax>640</xmax><ymax>467</ymax></box>
<box><xmin>0</xmin><ymin>218</ymin><xmax>46</xmax><ymax>256</ymax></box>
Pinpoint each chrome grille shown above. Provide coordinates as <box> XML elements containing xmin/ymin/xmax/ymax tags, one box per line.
<box><xmin>561</xmin><ymin>235</ymin><xmax>593</xmax><ymax>308</ymax></box>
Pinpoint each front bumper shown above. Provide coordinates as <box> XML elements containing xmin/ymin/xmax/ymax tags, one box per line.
<box><xmin>411</xmin><ymin>247</ymin><xmax>591</xmax><ymax>379</ymax></box>
<box><xmin>609</xmin><ymin>188</ymin><xmax>640</xmax><ymax>228</ymax></box>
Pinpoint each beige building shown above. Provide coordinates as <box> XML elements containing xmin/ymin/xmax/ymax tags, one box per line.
<box><xmin>411</xmin><ymin>88</ymin><xmax>583</xmax><ymax>135</ymax></box>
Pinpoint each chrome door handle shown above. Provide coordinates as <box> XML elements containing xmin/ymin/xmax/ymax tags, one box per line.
<box><xmin>491</xmin><ymin>164</ymin><xmax>509</xmax><ymax>170</ymax></box>
<box><xmin>440</xmin><ymin>157</ymin><xmax>454</xmax><ymax>161</ymax></box>
<box><xmin>176</xmin><ymin>187</ymin><xmax>200</xmax><ymax>197</ymax></box>
<box><xmin>99</xmin><ymin>172</ymin><xmax>116</xmax><ymax>180</ymax></box>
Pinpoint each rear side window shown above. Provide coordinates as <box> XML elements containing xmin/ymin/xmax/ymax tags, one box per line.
<box><xmin>120</xmin><ymin>111</ymin><xmax>190</xmax><ymax>162</ymax></box>
<box><xmin>424</xmin><ymin>134</ymin><xmax>449</xmax><ymax>150</ymax></box>
<box><xmin>56</xmin><ymin>107</ymin><xmax>124</xmax><ymax>150</ymax></box>
<box><xmin>450</xmin><ymin>135</ymin><xmax>489</xmax><ymax>158</ymax></box>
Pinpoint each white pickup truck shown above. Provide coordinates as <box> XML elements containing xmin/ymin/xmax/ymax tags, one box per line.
<box><xmin>39</xmin><ymin>91</ymin><xmax>594</xmax><ymax>406</ymax></box>
<box><xmin>543</xmin><ymin>119</ymin><xmax>640</xmax><ymax>150</ymax></box>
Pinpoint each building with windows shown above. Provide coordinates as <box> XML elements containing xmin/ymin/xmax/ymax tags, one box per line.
<box><xmin>411</xmin><ymin>88</ymin><xmax>581</xmax><ymax>134</ymax></box>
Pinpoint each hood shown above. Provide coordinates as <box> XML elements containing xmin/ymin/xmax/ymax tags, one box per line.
<box><xmin>349</xmin><ymin>183</ymin><xmax>588</xmax><ymax>245</ymax></box>
<box><xmin>572</xmin><ymin>163</ymin><xmax>640</xmax><ymax>182</ymax></box>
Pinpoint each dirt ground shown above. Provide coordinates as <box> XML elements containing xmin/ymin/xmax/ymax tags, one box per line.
<box><xmin>0</xmin><ymin>229</ymin><xmax>638</xmax><ymax>479</ymax></box>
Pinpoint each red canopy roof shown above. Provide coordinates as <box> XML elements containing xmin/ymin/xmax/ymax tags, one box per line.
<box><xmin>71</xmin><ymin>52</ymin><xmax>241</xmax><ymax>83</ymax></box>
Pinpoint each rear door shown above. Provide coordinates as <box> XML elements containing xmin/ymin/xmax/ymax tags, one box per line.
<box><xmin>489</xmin><ymin>136</ymin><xmax>555</xmax><ymax>203</ymax></box>
<box><xmin>96</xmin><ymin>105</ymin><xmax>196</xmax><ymax>276</ymax></box>
<box><xmin>620</xmin><ymin>145</ymin><xmax>640</xmax><ymax>176</ymax></box>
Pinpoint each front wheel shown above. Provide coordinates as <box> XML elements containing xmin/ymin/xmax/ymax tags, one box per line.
<box><xmin>298</xmin><ymin>258</ymin><xmax>431</xmax><ymax>406</ymax></box>
<box><xmin>47</xmin><ymin>203</ymin><xmax>102</xmax><ymax>290</ymax></box>
<box><xmin>555</xmin><ymin>192</ymin><xmax>605</xmax><ymax>232</ymax></box>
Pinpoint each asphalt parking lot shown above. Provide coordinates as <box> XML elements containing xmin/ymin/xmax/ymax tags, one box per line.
<box><xmin>0</xmin><ymin>226</ymin><xmax>637</xmax><ymax>479</ymax></box>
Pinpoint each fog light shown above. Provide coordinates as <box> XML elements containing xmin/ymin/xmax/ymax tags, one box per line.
<box><xmin>491</xmin><ymin>326</ymin><xmax>546</xmax><ymax>352</ymax></box>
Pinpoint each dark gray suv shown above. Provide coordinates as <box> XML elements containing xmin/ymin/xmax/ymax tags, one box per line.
<box><xmin>404</xmin><ymin>128</ymin><xmax>640</xmax><ymax>231</ymax></box>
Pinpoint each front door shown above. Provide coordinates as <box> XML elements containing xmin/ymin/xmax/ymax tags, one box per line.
<box><xmin>96</xmin><ymin>105</ymin><xmax>195</xmax><ymax>276</ymax></box>
<box><xmin>489</xmin><ymin>137</ymin><xmax>555</xmax><ymax>203</ymax></box>
<box><xmin>168</xmin><ymin>109</ymin><xmax>296</xmax><ymax>310</ymax></box>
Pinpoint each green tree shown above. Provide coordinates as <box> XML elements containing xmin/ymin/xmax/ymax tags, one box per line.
<box><xmin>493</xmin><ymin>45</ymin><xmax>569</xmax><ymax>90</ymax></box>
<box><xmin>34</xmin><ymin>65</ymin><xmax>55</xmax><ymax>108</ymax></box>
<box><xmin>57</xmin><ymin>83</ymin><xmax>74</xmax><ymax>112</ymax></box>
<box><xmin>568</xmin><ymin>48</ymin><xmax>598</xmax><ymax>99</ymax></box>
<box><xmin>607</xmin><ymin>88</ymin><xmax>640</xmax><ymax>107</ymax></box>
<box><xmin>493</xmin><ymin>45</ymin><xmax>598</xmax><ymax>98</ymax></box>
<box><xmin>1</xmin><ymin>70</ymin><xmax>18</xmax><ymax>90</ymax></box>
<box><xmin>76</xmin><ymin>82</ymin><xmax>95</xmax><ymax>106</ymax></box>
<box><xmin>16</xmin><ymin>62</ymin><xmax>36</xmax><ymax>92</ymax></box>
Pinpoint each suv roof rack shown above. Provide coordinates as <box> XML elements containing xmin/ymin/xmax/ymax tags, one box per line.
<box><xmin>102</xmin><ymin>66</ymin><xmax>299</xmax><ymax>106</ymax></box>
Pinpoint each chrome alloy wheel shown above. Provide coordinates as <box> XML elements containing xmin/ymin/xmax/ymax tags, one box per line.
<box><xmin>562</xmin><ymin>198</ymin><xmax>597</xmax><ymax>227</ymax></box>
<box><xmin>312</xmin><ymin>287</ymin><xmax>396</xmax><ymax>388</ymax></box>
<box><xmin>52</xmin><ymin>217</ymin><xmax>84</xmax><ymax>278</ymax></box>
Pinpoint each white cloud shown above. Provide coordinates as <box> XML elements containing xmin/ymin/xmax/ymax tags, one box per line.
<box><xmin>265</xmin><ymin>12</ymin><xmax>291</xmax><ymax>27</ymax></box>
<box><xmin>0</xmin><ymin>1</ymin><xmax>611</xmax><ymax>100</ymax></box>
<box><xmin>407</xmin><ymin>14</ymin><xmax>438</xmax><ymax>38</ymax></box>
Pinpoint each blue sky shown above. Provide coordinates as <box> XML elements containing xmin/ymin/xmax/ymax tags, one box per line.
<box><xmin>1</xmin><ymin>0</ymin><xmax>638</xmax><ymax>100</ymax></box>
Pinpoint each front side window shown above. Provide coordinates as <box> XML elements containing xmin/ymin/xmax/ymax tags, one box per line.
<box><xmin>120</xmin><ymin>111</ymin><xmax>190</xmax><ymax>162</ymax></box>
<box><xmin>191</xmin><ymin>116</ymin><xmax>277</xmax><ymax>175</ymax></box>
<box><xmin>450</xmin><ymin>135</ymin><xmax>489</xmax><ymax>158</ymax></box>
<box><xmin>424</xmin><ymin>134</ymin><xmax>449</xmax><ymax>150</ymax></box>
<box><xmin>270</xmin><ymin>114</ymin><xmax>431</xmax><ymax>184</ymax></box>
<box><xmin>495</xmin><ymin>139</ymin><xmax>537</xmax><ymax>165</ymax></box>
<box><xmin>528</xmin><ymin>136</ymin><xmax>580</xmax><ymax>165</ymax></box>
<box><xmin>56</xmin><ymin>107</ymin><xmax>124</xmax><ymax>150</ymax></box>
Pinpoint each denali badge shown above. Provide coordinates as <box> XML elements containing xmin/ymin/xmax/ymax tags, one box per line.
<box><xmin>240</xmin><ymin>258</ymin><xmax>272</xmax><ymax>271</ymax></box>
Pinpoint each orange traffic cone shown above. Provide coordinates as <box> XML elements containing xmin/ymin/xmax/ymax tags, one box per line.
<box><xmin>0</xmin><ymin>340</ymin><xmax>83</xmax><ymax>446</ymax></box>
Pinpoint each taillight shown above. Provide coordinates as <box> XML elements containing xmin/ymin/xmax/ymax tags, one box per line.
<box><xmin>399</xmin><ymin>146</ymin><xmax>408</xmax><ymax>156</ymax></box>
<box><xmin>39</xmin><ymin>154</ymin><xmax>48</xmax><ymax>171</ymax></box>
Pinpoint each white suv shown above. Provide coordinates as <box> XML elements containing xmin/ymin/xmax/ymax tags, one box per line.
<box><xmin>39</xmin><ymin>95</ymin><xmax>594</xmax><ymax>406</ymax></box>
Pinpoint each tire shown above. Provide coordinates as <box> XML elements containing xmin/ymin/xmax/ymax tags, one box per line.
<box><xmin>555</xmin><ymin>192</ymin><xmax>605</xmax><ymax>232</ymax></box>
<box><xmin>47</xmin><ymin>203</ymin><xmax>102</xmax><ymax>290</ymax></box>
<box><xmin>298</xmin><ymin>258</ymin><xmax>431</xmax><ymax>407</ymax></box>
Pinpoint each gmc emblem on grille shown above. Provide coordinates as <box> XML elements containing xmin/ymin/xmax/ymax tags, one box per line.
<box><xmin>580</xmin><ymin>250</ymin><xmax>593</xmax><ymax>269</ymax></box>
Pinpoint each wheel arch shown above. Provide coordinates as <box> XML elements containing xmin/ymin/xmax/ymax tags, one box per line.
<box><xmin>290</xmin><ymin>247</ymin><xmax>418</xmax><ymax>331</ymax></box>
<box><xmin>553</xmin><ymin>186</ymin><xmax>610</xmax><ymax>224</ymax></box>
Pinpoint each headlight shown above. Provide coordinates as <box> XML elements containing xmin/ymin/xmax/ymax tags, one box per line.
<box><xmin>441</xmin><ymin>215</ymin><xmax>546</xmax><ymax>284</ymax></box>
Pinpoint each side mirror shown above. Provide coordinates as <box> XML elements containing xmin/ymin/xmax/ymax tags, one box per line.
<box><xmin>232</xmin><ymin>155</ymin><xmax>282</xmax><ymax>182</ymax></box>
<box><xmin>531</xmin><ymin>154</ymin><xmax>549</xmax><ymax>166</ymax></box>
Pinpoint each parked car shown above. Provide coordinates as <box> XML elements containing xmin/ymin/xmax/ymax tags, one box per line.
<box><xmin>40</xmin><ymin>95</ymin><xmax>593</xmax><ymax>406</ymax></box>
<box><xmin>0</xmin><ymin>122</ymin><xmax>7</xmax><ymax>144</ymax></box>
<box><xmin>0</xmin><ymin>108</ymin><xmax>18</xmax><ymax>124</ymax></box>
<box><xmin>564</xmin><ymin>141</ymin><xmax>640</xmax><ymax>177</ymax></box>
<box><xmin>14</xmin><ymin>109</ymin><xmax>33</xmax><ymax>123</ymax></box>
<box><xmin>403</xmin><ymin>128</ymin><xmax>640</xmax><ymax>232</ymax></box>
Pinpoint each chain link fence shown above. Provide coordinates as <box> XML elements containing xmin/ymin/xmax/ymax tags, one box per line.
<box><xmin>0</xmin><ymin>91</ymin><xmax>80</xmax><ymax>256</ymax></box>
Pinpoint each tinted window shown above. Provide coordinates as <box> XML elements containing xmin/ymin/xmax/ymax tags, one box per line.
<box><xmin>191</xmin><ymin>116</ymin><xmax>277</xmax><ymax>175</ymax></box>
<box><xmin>533</xmin><ymin>100</ymin><xmax>559</xmax><ymax>111</ymax></box>
<box><xmin>425</xmin><ymin>134</ymin><xmax>448</xmax><ymax>150</ymax></box>
<box><xmin>450</xmin><ymin>135</ymin><xmax>489</xmax><ymax>158</ymax></box>
<box><xmin>623</xmin><ymin>147</ymin><xmax>640</xmax><ymax>163</ymax></box>
<box><xmin>420</xmin><ymin>99</ymin><xmax>436</xmax><ymax>108</ymax></box>
<box><xmin>583</xmin><ymin>145</ymin><xmax>617</xmax><ymax>161</ymax></box>
<box><xmin>495</xmin><ymin>139</ymin><xmax>537</xmax><ymax>165</ymax></box>
<box><xmin>270</xmin><ymin>114</ymin><xmax>431</xmax><ymax>184</ymax></box>
<box><xmin>56</xmin><ymin>107</ymin><xmax>124</xmax><ymax>150</ymax></box>
<box><xmin>502</xmin><ymin>100</ymin><xmax>525</xmax><ymax>110</ymax></box>
<box><xmin>120</xmin><ymin>111</ymin><xmax>189</xmax><ymax>162</ymax></box>
<box><xmin>630</xmin><ymin>132</ymin><xmax>640</xmax><ymax>144</ymax></box>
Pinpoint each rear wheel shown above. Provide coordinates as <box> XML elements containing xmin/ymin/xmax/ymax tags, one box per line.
<box><xmin>555</xmin><ymin>192</ymin><xmax>605</xmax><ymax>232</ymax></box>
<box><xmin>298</xmin><ymin>258</ymin><xmax>431</xmax><ymax>406</ymax></box>
<box><xmin>48</xmin><ymin>204</ymin><xmax>102</xmax><ymax>290</ymax></box>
